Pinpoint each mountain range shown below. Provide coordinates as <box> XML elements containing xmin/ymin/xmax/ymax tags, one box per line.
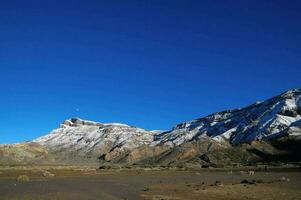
<box><xmin>1</xmin><ymin>89</ymin><xmax>300</xmax><ymax>167</ymax></box>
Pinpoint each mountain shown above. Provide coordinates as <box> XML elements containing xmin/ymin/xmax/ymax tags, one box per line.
<box><xmin>147</xmin><ymin>89</ymin><xmax>301</xmax><ymax>166</ymax></box>
<box><xmin>155</xmin><ymin>89</ymin><xmax>301</xmax><ymax>146</ymax></box>
<box><xmin>33</xmin><ymin>118</ymin><xmax>154</xmax><ymax>163</ymax></box>
<box><xmin>1</xmin><ymin>89</ymin><xmax>300</xmax><ymax>166</ymax></box>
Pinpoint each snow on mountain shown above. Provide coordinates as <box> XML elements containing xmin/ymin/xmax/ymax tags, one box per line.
<box><xmin>34</xmin><ymin>118</ymin><xmax>154</xmax><ymax>157</ymax></box>
<box><xmin>33</xmin><ymin>89</ymin><xmax>301</xmax><ymax>162</ymax></box>
<box><xmin>155</xmin><ymin>89</ymin><xmax>301</xmax><ymax>146</ymax></box>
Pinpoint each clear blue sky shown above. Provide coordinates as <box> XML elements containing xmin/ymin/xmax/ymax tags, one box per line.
<box><xmin>1</xmin><ymin>0</ymin><xmax>300</xmax><ymax>144</ymax></box>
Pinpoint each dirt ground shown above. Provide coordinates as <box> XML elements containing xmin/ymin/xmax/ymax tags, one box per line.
<box><xmin>0</xmin><ymin>167</ymin><xmax>300</xmax><ymax>200</ymax></box>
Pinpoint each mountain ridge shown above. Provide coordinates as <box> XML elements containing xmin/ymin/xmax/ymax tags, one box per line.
<box><xmin>1</xmin><ymin>88</ymin><xmax>300</xmax><ymax>166</ymax></box>
<box><xmin>155</xmin><ymin>88</ymin><xmax>301</xmax><ymax>146</ymax></box>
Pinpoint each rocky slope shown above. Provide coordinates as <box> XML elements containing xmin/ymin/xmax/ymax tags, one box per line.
<box><xmin>33</xmin><ymin>118</ymin><xmax>154</xmax><ymax>163</ymax></box>
<box><xmin>155</xmin><ymin>89</ymin><xmax>301</xmax><ymax>146</ymax></box>
<box><xmin>0</xmin><ymin>142</ymin><xmax>51</xmax><ymax>166</ymax></box>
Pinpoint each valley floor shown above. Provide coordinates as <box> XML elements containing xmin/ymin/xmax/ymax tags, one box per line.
<box><xmin>0</xmin><ymin>167</ymin><xmax>300</xmax><ymax>200</ymax></box>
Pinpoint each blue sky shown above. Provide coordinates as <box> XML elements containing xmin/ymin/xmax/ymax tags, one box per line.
<box><xmin>0</xmin><ymin>0</ymin><xmax>300</xmax><ymax>144</ymax></box>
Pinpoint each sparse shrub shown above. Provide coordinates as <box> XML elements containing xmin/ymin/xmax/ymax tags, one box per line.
<box><xmin>17</xmin><ymin>175</ymin><xmax>30</xmax><ymax>182</ymax></box>
<box><xmin>280</xmin><ymin>176</ymin><xmax>290</xmax><ymax>182</ymax></box>
<box><xmin>248</xmin><ymin>170</ymin><xmax>255</xmax><ymax>175</ymax></box>
<box><xmin>42</xmin><ymin>171</ymin><xmax>55</xmax><ymax>177</ymax></box>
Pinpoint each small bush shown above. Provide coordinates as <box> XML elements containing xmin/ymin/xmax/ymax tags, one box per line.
<box><xmin>17</xmin><ymin>175</ymin><xmax>30</xmax><ymax>182</ymax></box>
<box><xmin>42</xmin><ymin>171</ymin><xmax>55</xmax><ymax>177</ymax></box>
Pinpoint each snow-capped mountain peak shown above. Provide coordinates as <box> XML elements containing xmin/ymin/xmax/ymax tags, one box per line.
<box><xmin>34</xmin><ymin>118</ymin><xmax>154</xmax><ymax>159</ymax></box>
<box><xmin>60</xmin><ymin>118</ymin><xmax>130</xmax><ymax>128</ymax></box>
<box><xmin>155</xmin><ymin>89</ymin><xmax>301</xmax><ymax>146</ymax></box>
